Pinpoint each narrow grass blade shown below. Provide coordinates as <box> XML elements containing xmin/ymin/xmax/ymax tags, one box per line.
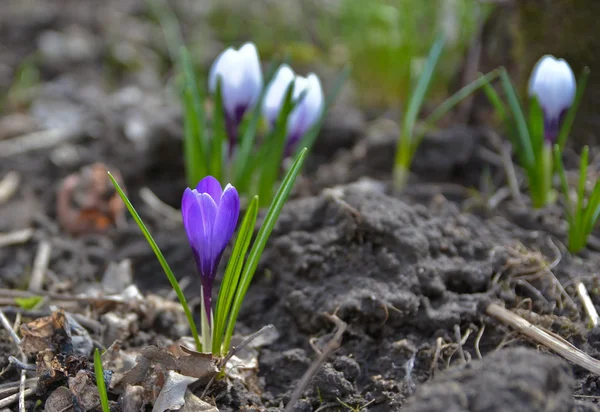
<box><xmin>257</xmin><ymin>83</ymin><xmax>296</xmax><ymax>206</ymax></box>
<box><xmin>413</xmin><ymin>69</ymin><xmax>500</xmax><ymax>159</ymax></box>
<box><xmin>234</xmin><ymin>60</ymin><xmax>280</xmax><ymax>192</ymax></box>
<box><xmin>94</xmin><ymin>348</ymin><xmax>110</xmax><ymax>412</ymax></box>
<box><xmin>557</xmin><ymin>67</ymin><xmax>590</xmax><ymax>151</ymax></box>
<box><xmin>296</xmin><ymin>64</ymin><xmax>351</xmax><ymax>156</ymax></box>
<box><xmin>528</xmin><ymin>96</ymin><xmax>544</xmax><ymax>155</ymax></box>
<box><xmin>482</xmin><ymin>77</ymin><xmax>508</xmax><ymax>124</ymax></box>
<box><xmin>500</xmin><ymin>68</ymin><xmax>534</xmax><ymax>170</ymax></box>
<box><xmin>583</xmin><ymin>181</ymin><xmax>600</xmax><ymax>239</ymax></box>
<box><xmin>213</xmin><ymin>195</ymin><xmax>259</xmax><ymax>354</ymax></box>
<box><xmin>211</xmin><ymin>78</ymin><xmax>226</xmax><ymax>181</ymax></box>
<box><xmin>394</xmin><ymin>35</ymin><xmax>445</xmax><ymax>171</ymax></box>
<box><xmin>183</xmin><ymin>88</ymin><xmax>206</xmax><ymax>185</ymax></box>
<box><xmin>223</xmin><ymin>148</ymin><xmax>308</xmax><ymax>350</ymax></box>
<box><xmin>576</xmin><ymin>146</ymin><xmax>589</xmax><ymax>232</ymax></box>
<box><xmin>107</xmin><ymin>172</ymin><xmax>201</xmax><ymax>351</ymax></box>
<box><xmin>181</xmin><ymin>46</ymin><xmax>208</xmax><ymax>186</ymax></box>
<box><xmin>424</xmin><ymin>69</ymin><xmax>500</xmax><ymax>126</ymax></box>
<box><xmin>554</xmin><ymin>144</ymin><xmax>573</xmax><ymax>219</ymax></box>
<box><xmin>146</xmin><ymin>0</ymin><xmax>185</xmax><ymax>65</ymax></box>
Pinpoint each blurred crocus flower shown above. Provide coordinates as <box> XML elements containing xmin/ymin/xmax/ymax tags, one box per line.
<box><xmin>263</xmin><ymin>64</ymin><xmax>324</xmax><ymax>155</ymax></box>
<box><xmin>182</xmin><ymin>176</ymin><xmax>240</xmax><ymax>322</ymax></box>
<box><xmin>528</xmin><ymin>55</ymin><xmax>576</xmax><ymax>143</ymax></box>
<box><xmin>209</xmin><ymin>42</ymin><xmax>263</xmax><ymax>148</ymax></box>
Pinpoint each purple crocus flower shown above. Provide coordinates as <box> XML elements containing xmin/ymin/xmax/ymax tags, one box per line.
<box><xmin>528</xmin><ymin>55</ymin><xmax>576</xmax><ymax>143</ymax></box>
<box><xmin>208</xmin><ymin>43</ymin><xmax>263</xmax><ymax>155</ymax></box>
<box><xmin>263</xmin><ymin>64</ymin><xmax>324</xmax><ymax>156</ymax></box>
<box><xmin>182</xmin><ymin>176</ymin><xmax>240</xmax><ymax>323</ymax></box>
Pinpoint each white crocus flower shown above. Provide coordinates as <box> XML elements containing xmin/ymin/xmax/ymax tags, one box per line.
<box><xmin>263</xmin><ymin>64</ymin><xmax>324</xmax><ymax>153</ymax></box>
<box><xmin>209</xmin><ymin>42</ymin><xmax>263</xmax><ymax>140</ymax></box>
<box><xmin>528</xmin><ymin>55</ymin><xmax>576</xmax><ymax>142</ymax></box>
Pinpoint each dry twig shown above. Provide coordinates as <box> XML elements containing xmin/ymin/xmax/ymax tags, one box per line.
<box><xmin>577</xmin><ymin>282</ymin><xmax>599</xmax><ymax>327</ymax></box>
<box><xmin>486</xmin><ymin>303</ymin><xmax>600</xmax><ymax>375</ymax></box>
<box><xmin>284</xmin><ymin>314</ymin><xmax>347</xmax><ymax>412</ymax></box>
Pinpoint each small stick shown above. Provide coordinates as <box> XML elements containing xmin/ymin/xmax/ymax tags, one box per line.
<box><xmin>0</xmin><ymin>311</ymin><xmax>27</xmax><ymax>412</ymax></box>
<box><xmin>0</xmin><ymin>229</ymin><xmax>34</xmax><ymax>248</ymax></box>
<box><xmin>577</xmin><ymin>282</ymin><xmax>599</xmax><ymax>327</ymax></box>
<box><xmin>501</xmin><ymin>142</ymin><xmax>525</xmax><ymax>207</ymax></box>
<box><xmin>0</xmin><ymin>171</ymin><xmax>20</xmax><ymax>205</ymax></box>
<box><xmin>474</xmin><ymin>324</ymin><xmax>485</xmax><ymax>360</ymax></box>
<box><xmin>0</xmin><ymin>388</ymin><xmax>33</xmax><ymax>408</ymax></box>
<box><xmin>284</xmin><ymin>314</ymin><xmax>347</xmax><ymax>412</ymax></box>
<box><xmin>139</xmin><ymin>187</ymin><xmax>182</xmax><ymax>223</ymax></box>
<box><xmin>0</xmin><ymin>128</ymin><xmax>83</xmax><ymax>158</ymax></box>
<box><xmin>486</xmin><ymin>303</ymin><xmax>600</xmax><ymax>375</ymax></box>
<box><xmin>29</xmin><ymin>241</ymin><xmax>52</xmax><ymax>292</ymax></box>
<box><xmin>454</xmin><ymin>324</ymin><xmax>466</xmax><ymax>364</ymax></box>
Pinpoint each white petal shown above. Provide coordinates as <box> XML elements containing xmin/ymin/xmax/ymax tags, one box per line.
<box><xmin>208</xmin><ymin>42</ymin><xmax>263</xmax><ymax>118</ymax></box>
<box><xmin>287</xmin><ymin>73</ymin><xmax>324</xmax><ymax>139</ymax></box>
<box><xmin>528</xmin><ymin>55</ymin><xmax>576</xmax><ymax>120</ymax></box>
<box><xmin>262</xmin><ymin>64</ymin><xmax>296</xmax><ymax>124</ymax></box>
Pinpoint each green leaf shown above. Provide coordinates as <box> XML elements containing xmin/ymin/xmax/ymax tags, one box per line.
<box><xmin>413</xmin><ymin>69</ymin><xmax>501</xmax><ymax>159</ymax></box>
<box><xmin>528</xmin><ymin>96</ymin><xmax>544</xmax><ymax>156</ymax></box>
<box><xmin>500</xmin><ymin>68</ymin><xmax>535</xmax><ymax>171</ymax></box>
<box><xmin>213</xmin><ymin>195</ymin><xmax>259</xmax><ymax>354</ymax></box>
<box><xmin>211</xmin><ymin>77</ymin><xmax>226</xmax><ymax>181</ymax></box>
<box><xmin>394</xmin><ymin>35</ymin><xmax>445</xmax><ymax>174</ymax></box>
<box><xmin>554</xmin><ymin>144</ymin><xmax>572</xmax><ymax>220</ymax></box>
<box><xmin>223</xmin><ymin>148</ymin><xmax>308</xmax><ymax>351</ymax></box>
<box><xmin>234</xmin><ymin>60</ymin><xmax>281</xmax><ymax>192</ymax></box>
<box><xmin>556</xmin><ymin>66</ymin><xmax>590</xmax><ymax>151</ymax></box>
<box><xmin>107</xmin><ymin>172</ymin><xmax>201</xmax><ymax>351</ymax></box>
<box><xmin>15</xmin><ymin>296</ymin><xmax>43</xmax><ymax>310</ymax></box>
<box><xmin>296</xmin><ymin>64</ymin><xmax>351</xmax><ymax>156</ymax></box>
<box><xmin>181</xmin><ymin>46</ymin><xmax>208</xmax><ymax>186</ymax></box>
<box><xmin>257</xmin><ymin>82</ymin><xmax>297</xmax><ymax>206</ymax></box>
<box><xmin>94</xmin><ymin>348</ymin><xmax>110</xmax><ymax>412</ymax></box>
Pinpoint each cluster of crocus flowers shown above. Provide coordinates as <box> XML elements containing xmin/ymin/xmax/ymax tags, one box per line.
<box><xmin>208</xmin><ymin>42</ymin><xmax>262</xmax><ymax>150</ymax></box>
<box><xmin>528</xmin><ymin>55</ymin><xmax>576</xmax><ymax>143</ymax></box>
<box><xmin>208</xmin><ymin>42</ymin><xmax>324</xmax><ymax>157</ymax></box>
<box><xmin>182</xmin><ymin>176</ymin><xmax>240</xmax><ymax>325</ymax></box>
<box><xmin>263</xmin><ymin>64</ymin><xmax>325</xmax><ymax>156</ymax></box>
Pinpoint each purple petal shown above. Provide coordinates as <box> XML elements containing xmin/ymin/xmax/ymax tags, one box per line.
<box><xmin>181</xmin><ymin>188</ymin><xmax>204</xmax><ymax>249</ymax></box>
<box><xmin>196</xmin><ymin>176</ymin><xmax>223</xmax><ymax>205</ymax></box>
<box><xmin>211</xmin><ymin>185</ymin><xmax>240</xmax><ymax>265</ymax></box>
<box><xmin>198</xmin><ymin>193</ymin><xmax>219</xmax><ymax>278</ymax></box>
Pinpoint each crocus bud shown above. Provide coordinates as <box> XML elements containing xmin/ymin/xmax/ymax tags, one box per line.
<box><xmin>182</xmin><ymin>176</ymin><xmax>240</xmax><ymax>322</ymax></box>
<box><xmin>209</xmin><ymin>42</ymin><xmax>263</xmax><ymax>145</ymax></box>
<box><xmin>528</xmin><ymin>55</ymin><xmax>576</xmax><ymax>142</ymax></box>
<box><xmin>263</xmin><ymin>64</ymin><xmax>324</xmax><ymax>155</ymax></box>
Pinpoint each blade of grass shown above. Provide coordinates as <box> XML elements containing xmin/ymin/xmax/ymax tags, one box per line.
<box><xmin>528</xmin><ymin>96</ymin><xmax>544</xmax><ymax>155</ymax></box>
<box><xmin>223</xmin><ymin>148</ymin><xmax>308</xmax><ymax>350</ymax></box>
<box><xmin>234</xmin><ymin>60</ymin><xmax>280</xmax><ymax>192</ymax></box>
<box><xmin>500</xmin><ymin>68</ymin><xmax>534</xmax><ymax>170</ymax></box>
<box><xmin>554</xmin><ymin>144</ymin><xmax>573</xmax><ymax>219</ymax></box>
<box><xmin>213</xmin><ymin>195</ymin><xmax>259</xmax><ymax>354</ymax></box>
<box><xmin>257</xmin><ymin>83</ymin><xmax>296</xmax><ymax>206</ymax></box>
<box><xmin>557</xmin><ymin>67</ymin><xmax>590</xmax><ymax>151</ymax></box>
<box><xmin>183</xmin><ymin>87</ymin><xmax>206</xmax><ymax>185</ymax></box>
<box><xmin>94</xmin><ymin>348</ymin><xmax>110</xmax><ymax>412</ymax></box>
<box><xmin>107</xmin><ymin>172</ymin><xmax>201</xmax><ymax>351</ymax></box>
<box><xmin>576</xmin><ymin>146</ymin><xmax>589</xmax><ymax>234</ymax></box>
<box><xmin>394</xmin><ymin>35</ymin><xmax>445</xmax><ymax>171</ymax></box>
<box><xmin>211</xmin><ymin>78</ymin><xmax>226</xmax><ymax>181</ymax></box>
<box><xmin>411</xmin><ymin>69</ymin><xmax>501</xmax><ymax>159</ymax></box>
<box><xmin>296</xmin><ymin>64</ymin><xmax>351</xmax><ymax>156</ymax></box>
<box><xmin>424</xmin><ymin>69</ymin><xmax>500</xmax><ymax>126</ymax></box>
<box><xmin>181</xmin><ymin>46</ymin><xmax>208</xmax><ymax>186</ymax></box>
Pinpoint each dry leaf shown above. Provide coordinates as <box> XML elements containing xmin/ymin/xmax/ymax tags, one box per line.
<box><xmin>151</xmin><ymin>371</ymin><xmax>198</xmax><ymax>412</ymax></box>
